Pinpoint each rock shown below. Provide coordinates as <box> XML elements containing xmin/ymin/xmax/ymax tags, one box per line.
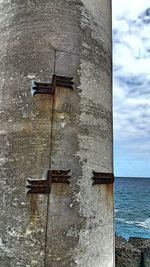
<box><xmin>115</xmin><ymin>236</ymin><xmax>141</xmax><ymax>267</ymax></box>
<box><xmin>129</xmin><ymin>237</ymin><xmax>150</xmax><ymax>267</ymax></box>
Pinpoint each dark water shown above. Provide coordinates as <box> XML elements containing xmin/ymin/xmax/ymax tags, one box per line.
<box><xmin>115</xmin><ymin>177</ymin><xmax>150</xmax><ymax>240</ymax></box>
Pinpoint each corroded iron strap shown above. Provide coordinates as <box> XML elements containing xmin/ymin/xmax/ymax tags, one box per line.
<box><xmin>92</xmin><ymin>171</ymin><xmax>114</xmax><ymax>185</ymax></box>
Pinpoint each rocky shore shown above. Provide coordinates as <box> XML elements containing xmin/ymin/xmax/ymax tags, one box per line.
<box><xmin>115</xmin><ymin>236</ymin><xmax>150</xmax><ymax>267</ymax></box>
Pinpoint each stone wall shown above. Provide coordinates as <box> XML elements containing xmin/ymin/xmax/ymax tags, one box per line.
<box><xmin>129</xmin><ymin>237</ymin><xmax>150</xmax><ymax>267</ymax></box>
<box><xmin>115</xmin><ymin>236</ymin><xmax>150</xmax><ymax>267</ymax></box>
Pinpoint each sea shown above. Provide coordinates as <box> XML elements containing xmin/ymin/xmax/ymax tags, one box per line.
<box><xmin>115</xmin><ymin>177</ymin><xmax>150</xmax><ymax>240</ymax></box>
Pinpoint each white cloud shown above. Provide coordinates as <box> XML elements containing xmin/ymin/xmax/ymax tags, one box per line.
<box><xmin>113</xmin><ymin>0</ymin><xmax>150</xmax><ymax>146</ymax></box>
<box><xmin>113</xmin><ymin>0</ymin><xmax>150</xmax><ymax>20</ymax></box>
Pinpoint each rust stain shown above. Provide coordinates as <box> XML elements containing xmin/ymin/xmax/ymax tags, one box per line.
<box><xmin>54</xmin><ymin>87</ymin><xmax>61</xmax><ymax>108</ymax></box>
<box><xmin>101</xmin><ymin>184</ymin><xmax>113</xmax><ymax>210</ymax></box>
<box><xmin>20</xmin><ymin>122</ymin><xmax>33</xmax><ymax>134</ymax></box>
<box><xmin>34</xmin><ymin>94</ymin><xmax>53</xmax><ymax>116</ymax></box>
<box><xmin>106</xmin><ymin>184</ymin><xmax>113</xmax><ymax>200</ymax></box>
<box><xmin>106</xmin><ymin>183</ymin><xmax>113</xmax><ymax>193</ymax></box>
<box><xmin>28</xmin><ymin>195</ymin><xmax>40</xmax><ymax>224</ymax></box>
<box><xmin>52</xmin><ymin>183</ymin><xmax>70</xmax><ymax>197</ymax></box>
<box><xmin>36</xmin><ymin>94</ymin><xmax>52</xmax><ymax>102</ymax></box>
<box><xmin>7</xmin><ymin>122</ymin><xmax>33</xmax><ymax>134</ymax></box>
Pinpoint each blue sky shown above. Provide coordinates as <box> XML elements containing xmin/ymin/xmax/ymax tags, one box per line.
<box><xmin>112</xmin><ymin>0</ymin><xmax>150</xmax><ymax>177</ymax></box>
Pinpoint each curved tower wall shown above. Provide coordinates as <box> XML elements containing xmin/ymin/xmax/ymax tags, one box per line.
<box><xmin>0</xmin><ymin>1</ymin><xmax>114</xmax><ymax>266</ymax></box>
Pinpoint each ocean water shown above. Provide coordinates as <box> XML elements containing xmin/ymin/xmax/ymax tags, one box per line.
<box><xmin>115</xmin><ymin>177</ymin><xmax>150</xmax><ymax>240</ymax></box>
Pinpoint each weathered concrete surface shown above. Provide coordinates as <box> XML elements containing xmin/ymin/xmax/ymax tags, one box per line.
<box><xmin>115</xmin><ymin>236</ymin><xmax>141</xmax><ymax>267</ymax></box>
<box><xmin>46</xmin><ymin>1</ymin><xmax>113</xmax><ymax>266</ymax></box>
<box><xmin>0</xmin><ymin>0</ymin><xmax>113</xmax><ymax>266</ymax></box>
<box><xmin>129</xmin><ymin>237</ymin><xmax>150</xmax><ymax>267</ymax></box>
<box><xmin>0</xmin><ymin>1</ymin><xmax>54</xmax><ymax>265</ymax></box>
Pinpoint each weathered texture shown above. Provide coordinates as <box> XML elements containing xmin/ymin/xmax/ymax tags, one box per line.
<box><xmin>115</xmin><ymin>236</ymin><xmax>141</xmax><ymax>267</ymax></box>
<box><xmin>0</xmin><ymin>1</ymin><xmax>54</xmax><ymax>266</ymax></box>
<box><xmin>0</xmin><ymin>0</ymin><xmax>113</xmax><ymax>266</ymax></box>
<box><xmin>129</xmin><ymin>237</ymin><xmax>150</xmax><ymax>267</ymax></box>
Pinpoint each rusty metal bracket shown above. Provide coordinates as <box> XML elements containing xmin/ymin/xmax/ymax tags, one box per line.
<box><xmin>31</xmin><ymin>74</ymin><xmax>74</xmax><ymax>95</ymax></box>
<box><xmin>26</xmin><ymin>169</ymin><xmax>71</xmax><ymax>194</ymax></box>
<box><xmin>92</xmin><ymin>171</ymin><xmax>114</xmax><ymax>185</ymax></box>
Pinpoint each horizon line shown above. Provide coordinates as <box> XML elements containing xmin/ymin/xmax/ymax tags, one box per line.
<box><xmin>115</xmin><ymin>176</ymin><xmax>150</xmax><ymax>179</ymax></box>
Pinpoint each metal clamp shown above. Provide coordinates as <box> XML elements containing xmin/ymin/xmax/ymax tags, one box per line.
<box><xmin>31</xmin><ymin>74</ymin><xmax>74</xmax><ymax>95</ymax></box>
<box><xmin>92</xmin><ymin>171</ymin><xmax>114</xmax><ymax>185</ymax></box>
<box><xmin>26</xmin><ymin>169</ymin><xmax>71</xmax><ymax>194</ymax></box>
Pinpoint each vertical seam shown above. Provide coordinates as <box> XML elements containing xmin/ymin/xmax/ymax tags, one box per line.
<box><xmin>43</xmin><ymin>48</ymin><xmax>79</xmax><ymax>266</ymax></box>
<box><xmin>44</xmin><ymin>50</ymin><xmax>57</xmax><ymax>267</ymax></box>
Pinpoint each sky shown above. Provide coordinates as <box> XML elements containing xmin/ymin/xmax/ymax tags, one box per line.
<box><xmin>112</xmin><ymin>0</ymin><xmax>150</xmax><ymax>177</ymax></box>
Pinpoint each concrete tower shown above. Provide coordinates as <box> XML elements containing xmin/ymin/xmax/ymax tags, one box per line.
<box><xmin>0</xmin><ymin>0</ymin><xmax>114</xmax><ymax>266</ymax></box>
